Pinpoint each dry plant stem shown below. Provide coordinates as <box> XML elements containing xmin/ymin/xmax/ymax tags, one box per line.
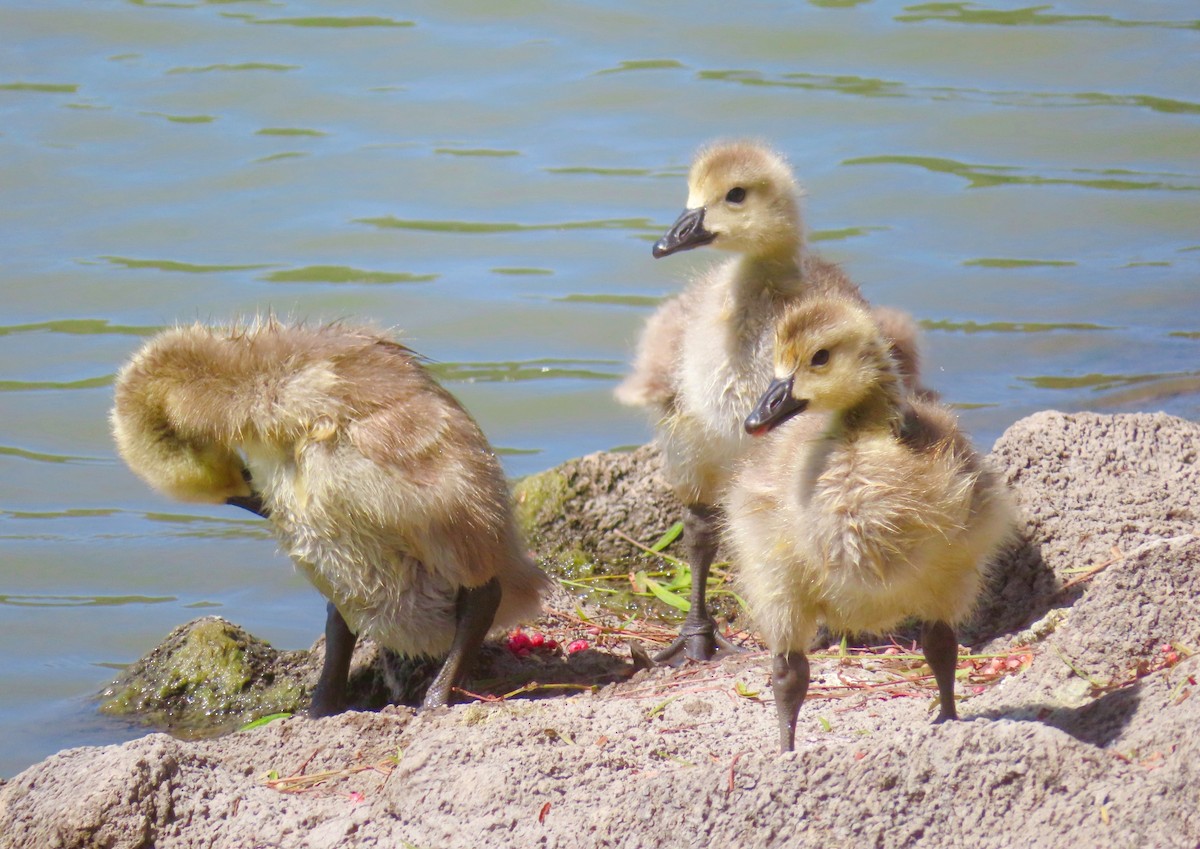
<box><xmin>547</xmin><ymin>606</ymin><xmax>678</xmax><ymax>643</ymax></box>
<box><xmin>422</xmin><ymin>577</ymin><xmax>502</xmax><ymax>709</ymax></box>
<box><xmin>454</xmin><ymin>681</ymin><xmax>598</xmax><ymax>704</ymax></box>
<box><xmin>773</xmin><ymin>652</ymin><xmax>810</xmax><ymax>753</ymax></box>
<box><xmin>654</xmin><ymin>504</ymin><xmax>743</xmax><ymax>665</ymax></box>
<box><xmin>1057</xmin><ymin>546</ymin><xmax>1125</xmax><ymax>594</ymax></box>
<box><xmin>921</xmin><ymin>620</ymin><xmax>960</xmax><ymax>723</ymax></box>
<box><xmin>265</xmin><ymin>757</ymin><xmax>397</xmax><ymax>795</ymax></box>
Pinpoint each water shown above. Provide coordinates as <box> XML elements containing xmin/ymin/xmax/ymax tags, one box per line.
<box><xmin>1</xmin><ymin>0</ymin><xmax>1197</xmax><ymax>777</ymax></box>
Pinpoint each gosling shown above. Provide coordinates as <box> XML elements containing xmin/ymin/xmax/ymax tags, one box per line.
<box><xmin>725</xmin><ymin>296</ymin><xmax>1014</xmax><ymax>753</ymax></box>
<box><xmin>111</xmin><ymin>319</ymin><xmax>550</xmax><ymax>715</ymax></box>
<box><xmin>616</xmin><ymin>139</ymin><xmax>923</xmax><ymax>664</ymax></box>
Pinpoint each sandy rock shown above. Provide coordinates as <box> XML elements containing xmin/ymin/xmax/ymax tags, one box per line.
<box><xmin>4</xmin><ymin>411</ymin><xmax>1200</xmax><ymax>849</ymax></box>
<box><xmin>979</xmin><ymin>410</ymin><xmax>1200</xmax><ymax>636</ymax></box>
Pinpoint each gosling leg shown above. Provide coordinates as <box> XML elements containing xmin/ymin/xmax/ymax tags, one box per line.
<box><xmin>772</xmin><ymin>652</ymin><xmax>810</xmax><ymax>753</ymax></box>
<box><xmin>227</xmin><ymin>485</ymin><xmax>364</xmax><ymax>717</ymax></box>
<box><xmin>921</xmin><ymin>620</ymin><xmax>960</xmax><ymax>723</ymax></box>
<box><xmin>421</xmin><ymin>577</ymin><xmax>502</xmax><ymax>709</ymax></box>
<box><xmin>227</xmin><ymin>484</ymin><xmax>360</xmax><ymax>716</ymax></box>
<box><xmin>309</xmin><ymin>602</ymin><xmax>358</xmax><ymax>717</ymax></box>
<box><xmin>226</xmin><ymin>488</ymin><xmax>360</xmax><ymax>716</ymax></box>
<box><xmin>654</xmin><ymin>504</ymin><xmax>743</xmax><ymax>665</ymax></box>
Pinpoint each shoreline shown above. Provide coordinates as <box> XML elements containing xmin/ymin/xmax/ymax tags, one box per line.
<box><xmin>3</xmin><ymin>410</ymin><xmax>1198</xmax><ymax>849</ymax></box>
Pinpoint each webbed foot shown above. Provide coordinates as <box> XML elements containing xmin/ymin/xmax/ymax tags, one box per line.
<box><xmin>652</xmin><ymin>614</ymin><xmax>744</xmax><ymax>666</ymax></box>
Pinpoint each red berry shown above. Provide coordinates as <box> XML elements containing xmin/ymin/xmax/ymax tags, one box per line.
<box><xmin>507</xmin><ymin>630</ymin><xmax>533</xmax><ymax>655</ymax></box>
<box><xmin>567</xmin><ymin>639</ymin><xmax>589</xmax><ymax>654</ymax></box>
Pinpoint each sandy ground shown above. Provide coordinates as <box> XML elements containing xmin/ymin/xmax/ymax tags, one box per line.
<box><xmin>2</xmin><ymin>411</ymin><xmax>1199</xmax><ymax>849</ymax></box>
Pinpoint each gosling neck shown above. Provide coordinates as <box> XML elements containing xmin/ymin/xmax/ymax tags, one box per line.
<box><xmin>731</xmin><ymin>237</ymin><xmax>807</xmax><ymax>300</ymax></box>
<box><xmin>828</xmin><ymin>372</ymin><xmax>903</xmax><ymax>442</ymax></box>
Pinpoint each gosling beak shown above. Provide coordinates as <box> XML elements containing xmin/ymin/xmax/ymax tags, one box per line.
<box><xmin>652</xmin><ymin>207</ymin><xmax>716</xmax><ymax>258</ymax></box>
<box><xmin>745</xmin><ymin>376</ymin><xmax>808</xmax><ymax>436</ymax></box>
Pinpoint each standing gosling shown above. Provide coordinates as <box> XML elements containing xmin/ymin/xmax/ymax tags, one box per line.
<box><xmin>616</xmin><ymin>139</ymin><xmax>923</xmax><ymax>664</ymax></box>
<box><xmin>111</xmin><ymin>319</ymin><xmax>550</xmax><ymax>715</ymax></box>
<box><xmin>725</xmin><ymin>296</ymin><xmax>1013</xmax><ymax>752</ymax></box>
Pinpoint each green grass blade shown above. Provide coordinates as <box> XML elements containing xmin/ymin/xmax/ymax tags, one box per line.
<box><xmin>649</xmin><ymin>521</ymin><xmax>684</xmax><ymax>552</ymax></box>
<box><xmin>642</xmin><ymin>573</ymin><xmax>691</xmax><ymax>612</ymax></box>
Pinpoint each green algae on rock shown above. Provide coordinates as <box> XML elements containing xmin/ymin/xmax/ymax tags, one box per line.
<box><xmin>98</xmin><ymin>617</ymin><xmax>311</xmax><ymax>735</ymax></box>
<box><xmin>511</xmin><ymin>444</ymin><xmax>699</xmax><ymax>576</ymax></box>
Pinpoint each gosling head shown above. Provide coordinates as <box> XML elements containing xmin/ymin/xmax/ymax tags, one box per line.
<box><xmin>653</xmin><ymin>140</ymin><xmax>803</xmax><ymax>260</ymax></box>
<box><xmin>745</xmin><ymin>298</ymin><xmax>896</xmax><ymax>436</ymax></box>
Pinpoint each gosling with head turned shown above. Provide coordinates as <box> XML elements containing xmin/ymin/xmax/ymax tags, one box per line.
<box><xmin>616</xmin><ymin>139</ymin><xmax>925</xmax><ymax>664</ymax></box>
<box><xmin>725</xmin><ymin>296</ymin><xmax>1014</xmax><ymax>752</ymax></box>
<box><xmin>111</xmin><ymin>319</ymin><xmax>550</xmax><ymax>715</ymax></box>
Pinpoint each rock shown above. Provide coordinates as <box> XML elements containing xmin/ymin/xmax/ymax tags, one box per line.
<box><xmin>9</xmin><ymin>411</ymin><xmax>1200</xmax><ymax>849</ymax></box>
<box><xmin>972</xmin><ymin>411</ymin><xmax>1200</xmax><ymax>642</ymax></box>
<box><xmin>98</xmin><ymin>617</ymin><xmax>436</xmax><ymax>734</ymax></box>
<box><xmin>513</xmin><ymin>443</ymin><xmax>692</xmax><ymax>572</ymax></box>
<box><xmin>98</xmin><ymin>617</ymin><xmax>311</xmax><ymax>732</ymax></box>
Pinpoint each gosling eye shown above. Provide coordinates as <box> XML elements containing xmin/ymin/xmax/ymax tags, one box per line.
<box><xmin>725</xmin><ymin>186</ymin><xmax>747</xmax><ymax>204</ymax></box>
<box><xmin>810</xmin><ymin>349</ymin><xmax>830</xmax><ymax>367</ymax></box>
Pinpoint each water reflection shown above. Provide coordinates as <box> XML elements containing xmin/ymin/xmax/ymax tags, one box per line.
<box><xmin>0</xmin><ymin>594</ymin><xmax>175</xmax><ymax>608</ymax></box>
<box><xmin>428</xmin><ymin>359</ymin><xmax>623</xmax><ymax>383</ymax></box>
<box><xmin>700</xmin><ymin>69</ymin><xmax>1200</xmax><ymax>115</ymax></box>
<box><xmin>893</xmin><ymin>3</ymin><xmax>1200</xmax><ymax>29</ymax></box>
<box><xmin>261</xmin><ymin>266</ymin><xmax>438</xmax><ymax>284</ymax></box>
<box><xmin>355</xmin><ymin>216</ymin><xmax>660</xmax><ymax>234</ymax></box>
<box><xmin>0</xmin><ymin>320</ymin><xmax>158</xmax><ymax>337</ymax></box>
<box><xmin>843</xmin><ymin>155</ymin><xmax>1200</xmax><ymax>191</ymax></box>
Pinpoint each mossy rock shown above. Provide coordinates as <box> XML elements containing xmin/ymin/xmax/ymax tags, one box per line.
<box><xmin>98</xmin><ymin>617</ymin><xmax>411</xmax><ymax>736</ymax></box>
<box><xmin>99</xmin><ymin>617</ymin><xmax>309</xmax><ymax>734</ymax></box>
<box><xmin>513</xmin><ymin>443</ymin><xmax>724</xmax><ymax>577</ymax></box>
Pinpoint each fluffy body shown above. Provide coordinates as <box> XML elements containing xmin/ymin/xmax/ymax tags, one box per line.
<box><xmin>646</xmin><ymin>254</ymin><xmax>856</xmax><ymax>505</ymax></box>
<box><xmin>112</xmin><ymin>320</ymin><xmax>548</xmax><ymax>660</ymax></box>
<box><xmin>616</xmin><ymin>139</ymin><xmax>918</xmax><ymax>506</ymax></box>
<box><xmin>726</xmin><ymin>297</ymin><xmax>1015</xmax><ymax>655</ymax></box>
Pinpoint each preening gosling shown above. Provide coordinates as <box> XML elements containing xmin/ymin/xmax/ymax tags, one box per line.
<box><xmin>725</xmin><ymin>296</ymin><xmax>1014</xmax><ymax>753</ymax></box>
<box><xmin>111</xmin><ymin>320</ymin><xmax>550</xmax><ymax>715</ymax></box>
<box><xmin>616</xmin><ymin>139</ymin><xmax>923</xmax><ymax>664</ymax></box>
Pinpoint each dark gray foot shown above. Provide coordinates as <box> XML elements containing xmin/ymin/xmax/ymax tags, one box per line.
<box><xmin>772</xmin><ymin>652</ymin><xmax>810</xmax><ymax>753</ymax></box>
<box><xmin>309</xmin><ymin>602</ymin><xmax>358</xmax><ymax>717</ymax></box>
<box><xmin>652</xmin><ymin>614</ymin><xmax>744</xmax><ymax>666</ymax></box>
<box><xmin>421</xmin><ymin>578</ymin><xmax>502</xmax><ymax>709</ymax></box>
<box><xmin>922</xmin><ymin>620</ymin><xmax>960</xmax><ymax>724</ymax></box>
<box><xmin>651</xmin><ymin>504</ymin><xmax>744</xmax><ymax>665</ymax></box>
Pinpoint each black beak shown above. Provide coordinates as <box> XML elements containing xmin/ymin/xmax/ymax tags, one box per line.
<box><xmin>745</xmin><ymin>376</ymin><xmax>808</xmax><ymax>436</ymax></box>
<box><xmin>652</xmin><ymin>207</ymin><xmax>716</xmax><ymax>258</ymax></box>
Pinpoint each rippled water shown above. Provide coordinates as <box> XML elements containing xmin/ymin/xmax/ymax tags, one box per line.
<box><xmin>2</xmin><ymin>0</ymin><xmax>1197</xmax><ymax>777</ymax></box>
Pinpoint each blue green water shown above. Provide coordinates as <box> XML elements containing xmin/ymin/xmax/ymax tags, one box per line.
<box><xmin>1</xmin><ymin>0</ymin><xmax>1197</xmax><ymax>777</ymax></box>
